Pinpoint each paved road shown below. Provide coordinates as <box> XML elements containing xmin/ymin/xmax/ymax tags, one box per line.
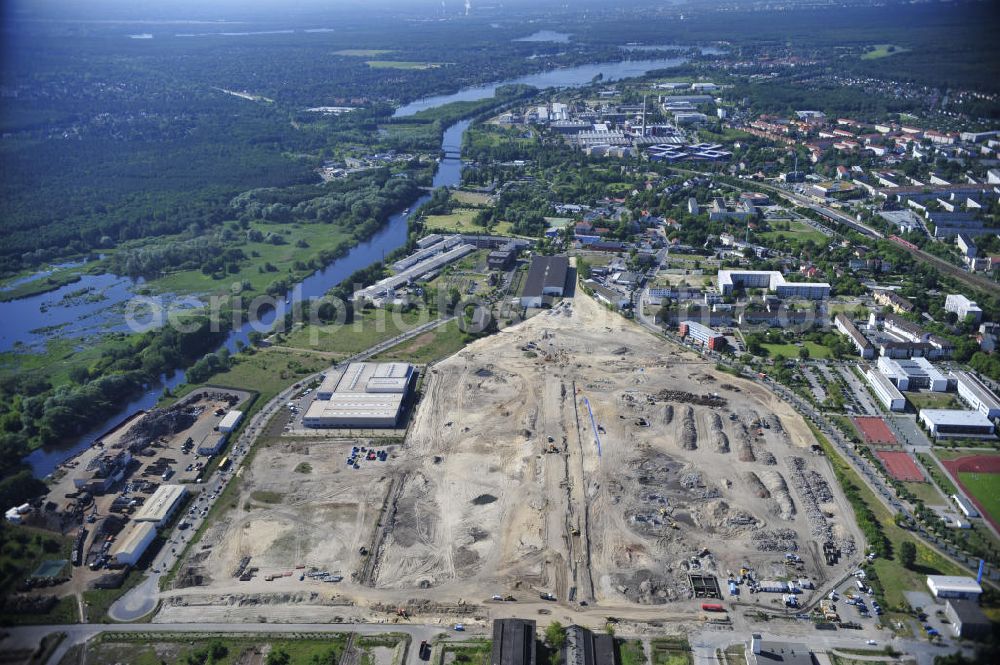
<box><xmin>108</xmin><ymin>315</ymin><xmax>455</xmax><ymax>621</ymax></box>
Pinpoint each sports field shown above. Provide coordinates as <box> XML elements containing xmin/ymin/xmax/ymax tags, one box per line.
<box><xmin>942</xmin><ymin>454</ymin><xmax>1000</xmax><ymax>531</ymax></box>
<box><xmin>876</xmin><ymin>450</ymin><xmax>924</xmax><ymax>482</ymax></box>
<box><xmin>853</xmin><ymin>416</ymin><xmax>897</xmax><ymax>446</ymax></box>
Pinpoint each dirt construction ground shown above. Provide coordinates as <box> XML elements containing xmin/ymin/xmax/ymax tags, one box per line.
<box><xmin>162</xmin><ymin>291</ymin><xmax>862</xmax><ymax>621</ymax></box>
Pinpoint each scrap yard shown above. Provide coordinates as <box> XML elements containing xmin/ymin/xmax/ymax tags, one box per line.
<box><xmin>161</xmin><ymin>291</ymin><xmax>861</xmax><ymax>622</ymax></box>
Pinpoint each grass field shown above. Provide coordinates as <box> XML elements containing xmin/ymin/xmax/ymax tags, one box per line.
<box><xmin>83</xmin><ymin>633</ymin><xmax>349</xmax><ymax>665</ymax></box>
<box><xmin>451</xmin><ymin>190</ymin><xmax>493</xmax><ymax>206</ymax></box>
<box><xmin>173</xmin><ymin>348</ymin><xmax>327</xmax><ymax>413</ymax></box>
<box><xmin>366</xmin><ymin>60</ymin><xmax>443</xmax><ymax>70</ymax></box>
<box><xmin>278</xmin><ymin>307</ymin><xmax>431</xmax><ymax>359</ymax></box>
<box><xmin>618</xmin><ymin>640</ymin><xmax>646</xmax><ymax>665</ymax></box>
<box><xmin>422</xmin><ymin>209</ymin><xmax>513</xmax><ymax>236</ymax></box>
<box><xmin>917</xmin><ymin>452</ymin><xmax>959</xmax><ymax>495</ymax></box>
<box><xmin>934</xmin><ymin>449</ymin><xmax>1000</xmax><ymax>461</ymax></box>
<box><xmin>147</xmin><ymin>221</ymin><xmax>353</xmax><ymax>296</ymax></box>
<box><xmin>650</xmin><ymin>639</ymin><xmax>692</xmax><ymax>665</ymax></box>
<box><xmin>0</xmin><ymin>269</ymin><xmax>84</xmax><ymax>303</ymax></box>
<box><xmin>958</xmin><ymin>472</ymin><xmax>1000</xmax><ymax>525</ymax></box>
<box><xmin>761</xmin><ymin>341</ymin><xmax>831</xmax><ymax>359</ymax></box>
<box><xmin>760</xmin><ymin>220</ymin><xmax>829</xmax><ymax>245</ymax></box>
<box><xmin>901</xmin><ymin>480</ymin><xmax>945</xmax><ymax>506</ymax></box>
<box><xmin>905</xmin><ymin>391</ymin><xmax>962</xmax><ymax>411</ymax></box>
<box><xmin>862</xmin><ymin>44</ymin><xmax>910</xmax><ymax>60</ymax></box>
<box><xmin>440</xmin><ymin>641</ymin><xmax>491</xmax><ymax>665</ymax></box>
<box><xmin>372</xmin><ymin>319</ymin><xmax>471</xmax><ymax>365</ymax></box>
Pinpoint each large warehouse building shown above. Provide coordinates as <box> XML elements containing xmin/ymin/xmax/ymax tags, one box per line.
<box><xmin>133</xmin><ymin>484</ymin><xmax>188</xmax><ymax>527</ymax></box>
<box><xmin>110</xmin><ymin>521</ymin><xmax>158</xmax><ymax>567</ymax></box>
<box><xmin>491</xmin><ymin>619</ymin><xmax>537</xmax><ymax>665</ymax></box>
<box><xmin>520</xmin><ymin>255</ymin><xmax>569</xmax><ymax>308</ymax></box>
<box><xmin>926</xmin><ymin>575</ymin><xmax>983</xmax><ymax>600</ymax></box>
<box><xmin>304</xmin><ymin>362</ymin><xmax>416</xmax><ymax>428</ymax></box>
<box><xmin>919</xmin><ymin>409</ymin><xmax>996</xmax><ymax>439</ymax></box>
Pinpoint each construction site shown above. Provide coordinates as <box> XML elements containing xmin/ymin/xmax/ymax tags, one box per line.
<box><xmin>162</xmin><ymin>290</ymin><xmax>861</xmax><ymax>622</ymax></box>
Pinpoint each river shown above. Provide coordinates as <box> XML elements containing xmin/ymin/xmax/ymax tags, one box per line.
<box><xmin>23</xmin><ymin>120</ymin><xmax>468</xmax><ymax>478</ymax></box>
<box><xmin>393</xmin><ymin>56</ymin><xmax>685</xmax><ymax>117</ymax></box>
<box><xmin>25</xmin><ymin>54</ymin><xmax>688</xmax><ymax>477</ymax></box>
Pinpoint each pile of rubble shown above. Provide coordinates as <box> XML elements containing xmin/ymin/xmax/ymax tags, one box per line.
<box><xmin>751</xmin><ymin>527</ymin><xmax>799</xmax><ymax>552</ymax></box>
<box><xmin>743</xmin><ymin>471</ymin><xmax>771</xmax><ymax>499</ymax></box>
<box><xmin>654</xmin><ymin>390</ymin><xmax>727</xmax><ymax>407</ymax></box>
<box><xmin>680</xmin><ymin>406</ymin><xmax>697</xmax><ymax>450</ymax></box>
<box><xmin>121</xmin><ymin>405</ymin><xmax>197</xmax><ymax>451</ymax></box>
<box><xmin>759</xmin><ymin>470</ymin><xmax>795</xmax><ymax>520</ymax></box>
<box><xmin>787</xmin><ymin>457</ymin><xmax>833</xmax><ymax>541</ymax></box>
<box><xmin>709</xmin><ymin>413</ymin><xmax>730</xmax><ymax>453</ymax></box>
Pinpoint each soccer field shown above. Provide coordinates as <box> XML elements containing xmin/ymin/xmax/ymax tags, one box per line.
<box><xmin>958</xmin><ymin>472</ymin><xmax>1000</xmax><ymax>526</ymax></box>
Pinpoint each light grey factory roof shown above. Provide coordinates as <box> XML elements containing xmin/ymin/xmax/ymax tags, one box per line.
<box><xmin>919</xmin><ymin>409</ymin><xmax>994</xmax><ymax>427</ymax></box>
<box><xmin>133</xmin><ymin>484</ymin><xmax>186</xmax><ymax>523</ymax></box>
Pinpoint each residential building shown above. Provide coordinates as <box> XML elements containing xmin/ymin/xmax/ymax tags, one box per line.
<box><xmin>492</xmin><ymin>619</ymin><xmax>537</xmax><ymax>665</ymax></box>
<box><xmin>951</xmin><ymin>371</ymin><xmax>1000</xmax><ymax>418</ymax></box>
<box><xmin>926</xmin><ymin>575</ymin><xmax>983</xmax><ymax>600</ymax></box>
<box><xmin>944</xmin><ymin>294</ymin><xmax>984</xmax><ymax>324</ymax></box>
<box><xmin>872</xmin><ymin>290</ymin><xmax>915</xmax><ymax>314</ymax></box>
<box><xmin>834</xmin><ymin>313</ymin><xmax>874</xmax><ymax>359</ymax></box>
<box><xmin>520</xmin><ymin>255</ymin><xmax>569</xmax><ymax>308</ymax></box>
<box><xmin>877</xmin><ymin>312</ymin><xmax>953</xmax><ymax>359</ymax></box>
<box><xmin>678</xmin><ymin>321</ymin><xmax>727</xmax><ymax>351</ymax></box>
<box><xmin>717</xmin><ymin>270</ymin><xmax>830</xmax><ymax>300</ymax></box>
<box><xmin>956</xmin><ymin>234</ymin><xmax>977</xmax><ymax>259</ymax></box>
<box><xmin>864</xmin><ymin>367</ymin><xmax>906</xmax><ymax>412</ymax></box>
<box><xmin>919</xmin><ymin>409</ymin><xmax>996</xmax><ymax>439</ymax></box>
<box><xmin>687</xmin><ymin>197</ymin><xmax>699</xmax><ymax>215</ymax></box>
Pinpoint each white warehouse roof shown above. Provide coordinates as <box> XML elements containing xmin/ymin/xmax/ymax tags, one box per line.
<box><xmin>927</xmin><ymin>575</ymin><xmax>983</xmax><ymax>595</ymax></box>
<box><xmin>111</xmin><ymin>521</ymin><xmax>157</xmax><ymax>564</ymax></box>
<box><xmin>218</xmin><ymin>410</ymin><xmax>243</xmax><ymax>431</ymax></box>
<box><xmin>133</xmin><ymin>484</ymin><xmax>187</xmax><ymax>524</ymax></box>
<box><xmin>919</xmin><ymin>409</ymin><xmax>994</xmax><ymax>428</ymax></box>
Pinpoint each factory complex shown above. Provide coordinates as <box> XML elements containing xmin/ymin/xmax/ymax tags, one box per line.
<box><xmin>303</xmin><ymin>362</ymin><xmax>417</xmax><ymax>428</ymax></box>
